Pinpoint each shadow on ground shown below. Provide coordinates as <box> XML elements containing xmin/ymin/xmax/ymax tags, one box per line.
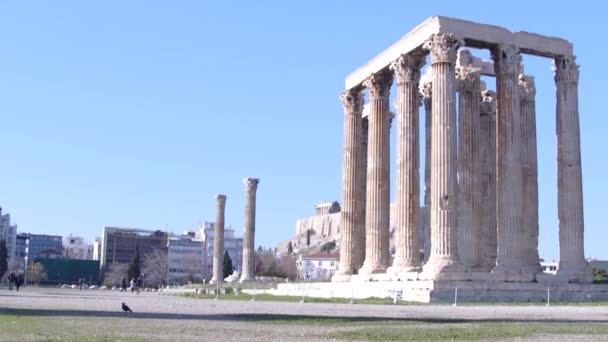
<box><xmin>1</xmin><ymin>307</ymin><xmax>606</xmax><ymax>324</ymax></box>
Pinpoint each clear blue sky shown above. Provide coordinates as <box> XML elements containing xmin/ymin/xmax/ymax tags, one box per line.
<box><xmin>1</xmin><ymin>1</ymin><xmax>606</xmax><ymax>261</ymax></box>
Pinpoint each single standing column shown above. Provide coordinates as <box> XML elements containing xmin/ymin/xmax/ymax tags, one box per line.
<box><xmin>479</xmin><ymin>90</ymin><xmax>497</xmax><ymax>270</ymax></box>
<box><xmin>519</xmin><ymin>75</ymin><xmax>542</xmax><ymax>273</ymax></box>
<box><xmin>388</xmin><ymin>54</ymin><xmax>425</xmax><ymax>277</ymax></box>
<box><xmin>421</xmin><ymin>81</ymin><xmax>432</xmax><ymax>264</ymax></box>
<box><xmin>492</xmin><ymin>45</ymin><xmax>532</xmax><ymax>281</ymax></box>
<box><xmin>240</xmin><ymin>178</ymin><xmax>260</xmax><ymax>282</ymax></box>
<box><xmin>419</xmin><ymin>33</ymin><xmax>467</xmax><ymax>280</ymax></box>
<box><xmin>359</xmin><ymin>69</ymin><xmax>393</xmax><ymax>276</ymax></box>
<box><xmin>334</xmin><ymin>89</ymin><xmax>364</xmax><ymax>279</ymax></box>
<box><xmin>554</xmin><ymin>55</ymin><xmax>592</xmax><ymax>283</ymax></box>
<box><xmin>356</xmin><ymin>117</ymin><xmax>368</xmax><ymax>270</ymax></box>
<box><xmin>456</xmin><ymin>67</ymin><xmax>483</xmax><ymax>270</ymax></box>
<box><xmin>211</xmin><ymin>194</ymin><xmax>227</xmax><ymax>284</ymax></box>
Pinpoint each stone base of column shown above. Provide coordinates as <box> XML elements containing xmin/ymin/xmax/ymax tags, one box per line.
<box><xmin>331</xmin><ymin>274</ymin><xmax>353</xmax><ymax>282</ymax></box>
<box><xmin>351</xmin><ymin>273</ymin><xmax>393</xmax><ymax>282</ymax></box>
<box><xmin>491</xmin><ymin>266</ymin><xmax>536</xmax><ymax>282</ymax></box>
<box><xmin>333</xmin><ymin>265</ymin><xmax>357</xmax><ymax>277</ymax></box>
<box><xmin>238</xmin><ymin>275</ymin><xmax>255</xmax><ymax>283</ymax></box>
<box><xmin>387</xmin><ymin>264</ymin><xmax>421</xmax><ymax>280</ymax></box>
<box><xmin>358</xmin><ymin>263</ymin><xmax>387</xmax><ymax>277</ymax></box>
<box><xmin>556</xmin><ymin>261</ymin><xmax>593</xmax><ymax>284</ymax></box>
<box><xmin>387</xmin><ymin>269</ymin><xmax>420</xmax><ymax>281</ymax></box>
<box><xmin>419</xmin><ymin>257</ymin><xmax>469</xmax><ymax>280</ymax></box>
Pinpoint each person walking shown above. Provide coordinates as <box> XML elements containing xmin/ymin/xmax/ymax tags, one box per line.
<box><xmin>136</xmin><ymin>275</ymin><xmax>143</xmax><ymax>294</ymax></box>
<box><xmin>121</xmin><ymin>278</ymin><xmax>127</xmax><ymax>292</ymax></box>
<box><xmin>15</xmin><ymin>273</ymin><xmax>23</xmax><ymax>292</ymax></box>
<box><xmin>8</xmin><ymin>272</ymin><xmax>16</xmax><ymax>291</ymax></box>
<box><xmin>130</xmin><ymin>278</ymin><xmax>135</xmax><ymax>293</ymax></box>
<box><xmin>79</xmin><ymin>278</ymin><xmax>84</xmax><ymax>290</ymax></box>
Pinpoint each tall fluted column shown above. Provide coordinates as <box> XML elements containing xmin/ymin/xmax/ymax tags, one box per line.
<box><xmin>334</xmin><ymin>89</ymin><xmax>364</xmax><ymax>279</ymax></box>
<box><xmin>492</xmin><ymin>45</ymin><xmax>532</xmax><ymax>281</ymax></box>
<box><xmin>356</xmin><ymin>118</ymin><xmax>368</xmax><ymax>270</ymax></box>
<box><xmin>388</xmin><ymin>54</ymin><xmax>425</xmax><ymax>277</ymax></box>
<box><xmin>359</xmin><ymin>69</ymin><xmax>392</xmax><ymax>276</ymax></box>
<box><xmin>554</xmin><ymin>55</ymin><xmax>592</xmax><ymax>283</ymax></box>
<box><xmin>456</xmin><ymin>67</ymin><xmax>482</xmax><ymax>270</ymax></box>
<box><xmin>240</xmin><ymin>178</ymin><xmax>260</xmax><ymax>282</ymax></box>
<box><xmin>519</xmin><ymin>75</ymin><xmax>542</xmax><ymax>273</ymax></box>
<box><xmin>479</xmin><ymin>90</ymin><xmax>497</xmax><ymax>270</ymax></box>
<box><xmin>419</xmin><ymin>33</ymin><xmax>467</xmax><ymax>280</ymax></box>
<box><xmin>211</xmin><ymin>194</ymin><xmax>227</xmax><ymax>284</ymax></box>
<box><xmin>421</xmin><ymin>81</ymin><xmax>432</xmax><ymax>264</ymax></box>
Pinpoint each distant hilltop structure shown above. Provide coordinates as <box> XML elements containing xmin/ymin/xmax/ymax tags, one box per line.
<box><xmin>277</xmin><ymin>201</ymin><xmax>426</xmax><ymax>256</ymax></box>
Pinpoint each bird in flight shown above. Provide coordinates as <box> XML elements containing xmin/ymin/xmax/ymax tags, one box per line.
<box><xmin>122</xmin><ymin>302</ymin><xmax>133</xmax><ymax>312</ymax></box>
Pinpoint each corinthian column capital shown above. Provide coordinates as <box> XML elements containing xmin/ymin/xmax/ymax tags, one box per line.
<box><xmin>244</xmin><ymin>178</ymin><xmax>260</xmax><ymax>193</ymax></box>
<box><xmin>216</xmin><ymin>194</ymin><xmax>227</xmax><ymax>206</ymax></box>
<box><xmin>363</xmin><ymin>69</ymin><xmax>393</xmax><ymax>98</ymax></box>
<box><xmin>519</xmin><ymin>74</ymin><xmax>536</xmax><ymax>100</ymax></box>
<box><xmin>492</xmin><ymin>44</ymin><xmax>521</xmax><ymax>75</ymax></box>
<box><xmin>480</xmin><ymin>90</ymin><xmax>496</xmax><ymax>113</ymax></box>
<box><xmin>420</xmin><ymin>81</ymin><xmax>432</xmax><ymax>109</ymax></box>
<box><xmin>554</xmin><ymin>55</ymin><xmax>579</xmax><ymax>84</ymax></box>
<box><xmin>456</xmin><ymin>67</ymin><xmax>481</xmax><ymax>92</ymax></box>
<box><xmin>390</xmin><ymin>54</ymin><xmax>425</xmax><ymax>84</ymax></box>
<box><xmin>340</xmin><ymin>88</ymin><xmax>364</xmax><ymax>114</ymax></box>
<box><xmin>423</xmin><ymin>33</ymin><xmax>463</xmax><ymax>64</ymax></box>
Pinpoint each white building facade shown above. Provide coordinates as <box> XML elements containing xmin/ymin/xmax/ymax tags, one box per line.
<box><xmin>298</xmin><ymin>253</ymin><xmax>339</xmax><ymax>281</ymax></box>
<box><xmin>167</xmin><ymin>233</ymin><xmax>205</xmax><ymax>284</ymax></box>
<box><xmin>63</xmin><ymin>235</ymin><xmax>94</xmax><ymax>260</ymax></box>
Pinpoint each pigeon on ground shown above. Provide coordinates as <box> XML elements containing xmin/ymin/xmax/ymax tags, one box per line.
<box><xmin>122</xmin><ymin>302</ymin><xmax>133</xmax><ymax>312</ymax></box>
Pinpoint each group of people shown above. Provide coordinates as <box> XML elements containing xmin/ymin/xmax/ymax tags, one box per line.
<box><xmin>120</xmin><ymin>274</ymin><xmax>143</xmax><ymax>294</ymax></box>
<box><xmin>7</xmin><ymin>271</ymin><xmax>24</xmax><ymax>292</ymax></box>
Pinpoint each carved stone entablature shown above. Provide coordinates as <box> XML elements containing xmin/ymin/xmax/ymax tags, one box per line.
<box><xmin>244</xmin><ymin>178</ymin><xmax>260</xmax><ymax>193</ymax></box>
<box><xmin>492</xmin><ymin>44</ymin><xmax>521</xmax><ymax>75</ymax></box>
<box><xmin>216</xmin><ymin>194</ymin><xmax>227</xmax><ymax>205</ymax></box>
<box><xmin>423</xmin><ymin>33</ymin><xmax>463</xmax><ymax>65</ymax></box>
<box><xmin>390</xmin><ymin>54</ymin><xmax>425</xmax><ymax>84</ymax></box>
<box><xmin>518</xmin><ymin>74</ymin><xmax>536</xmax><ymax>100</ymax></box>
<box><xmin>340</xmin><ymin>89</ymin><xmax>364</xmax><ymax>114</ymax></box>
<box><xmin>456</xmin><ymin>67</ymin><xmax>481</xmax><ymax>92</ymax></box>
<box><xmin>363</xmin><ymin>69</ymin><xmax>393</xmax><ymax>98</ymax></box>
<box><xmin>480</xmin><ymin>90</ymin><xmax>496</xmax><ymax>113</ymax></box>
<box><xmin>419</xmin><ymin>81</ymin><xmax>432</xmax><ymax>109</ymax></box>
<box><xmin>554</xmin><ymin>55</ymin><xmax>579</xmax><ymax>84</ymax></box>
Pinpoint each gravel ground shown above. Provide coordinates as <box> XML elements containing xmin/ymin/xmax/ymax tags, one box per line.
<box><xmin>1</xmin><ymin>287</ymin><xmax>608</xmax><ymax>341</ymax></box>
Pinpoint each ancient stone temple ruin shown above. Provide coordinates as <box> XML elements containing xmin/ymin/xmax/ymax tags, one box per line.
<box><xmin>270</xmin><ymin>17</ymin><xmax>606</xmax><ymax>302</ymax></box>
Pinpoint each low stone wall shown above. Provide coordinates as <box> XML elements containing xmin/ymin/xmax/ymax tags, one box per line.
<box><xmin>266</xmin><ymin>280</ymin><xmax>608</xmax><ymax>303</ymax></box>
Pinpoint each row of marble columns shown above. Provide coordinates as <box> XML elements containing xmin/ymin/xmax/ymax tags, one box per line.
<box><xmin>210</xmin><ymin>178</ymin><xmax>260</xmax><ymax>284</ymax></box>
<box><xmin>336</xmin><ymin>33</ymin><xmax>590</xmax><ymax>283</ymax></box>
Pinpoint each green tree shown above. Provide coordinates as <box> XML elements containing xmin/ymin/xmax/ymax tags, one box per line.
<box><xmin>320</xmin><ymin>241</ymin><xmax>336</xmax><ymax>253</ymax></box>
<box><xmin>287</xmin><ymin>241</ymin><xmax>293</xmax><ymax>254</ymax></box>
<box><xmin>127</xmin><ymin>242</ymin><xmax>141</xmax><ymax>281</ymax></box>
<box><xmin>222</xmin><ymin>250</ymin><xmax>233</xmax><ymax>279</ymax></box>
<box><xmin>0</xmin><ymin>239</ymin><xmax>7</xmax><ymax>279</ymax></box>
<box><xmin>26</xmin><ymin>262</ymin><xmax>48</xmax><ymax>285</ymax></box>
